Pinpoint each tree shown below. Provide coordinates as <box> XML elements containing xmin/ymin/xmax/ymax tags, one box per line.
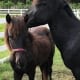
<box><xmin>72</xmin><ymin>0</ymin><xmax>80</xmax><ymax>3</ymax></box>
<box><xmin>19</xmin><ymin>0</ymin><xmax>26</xmax><ymax>4</ymax></box>
<box><xmin>9</xmin><ymin>0</ymin><xmax>27</xmax><ymax>4</ymax></box>
<box><xmin>66</xmin><ymin>0</ymin><xmax>80</xmax><ymax>3</ymax></box>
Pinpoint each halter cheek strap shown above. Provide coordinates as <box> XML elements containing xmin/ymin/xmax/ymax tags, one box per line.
<box><xmin>12</xmin><ymin>48</ymin><xmax>26</xmax><ymax>52</ymax></box>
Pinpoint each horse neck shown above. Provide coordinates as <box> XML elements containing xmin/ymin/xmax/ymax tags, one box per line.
<box><xmin>49</xmin><ymin>5</ymin><xmax>80</xmax><ymax>53</ymax></box>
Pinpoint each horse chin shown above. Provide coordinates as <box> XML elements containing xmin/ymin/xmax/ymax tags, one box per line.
<box><xmin>10</xmin><ymin>52</ymin><xmax>27</xmax><ymax>70</ymax></box>
<box><xmin>16</xmin><ymin>60</ymin><xmax>26</xmax><ymax>70</ymax></box>
<box><xmin>16</xmin><ymin>62</ymin><xmax>27</xmax><ymax>72</ymax></box>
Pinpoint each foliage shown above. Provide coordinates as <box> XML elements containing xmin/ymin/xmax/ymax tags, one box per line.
<box><xmin>4</xmin><ymin>1</ymin><xmax>14</xmax><ymax>8</ymax></box>
<box><xmin>70</xmin><ymin>3</ymin><xmax>80</xmax><ymax>8</ymax></box>
<box><xmin>0</xmin><ymin>0</ymin><xmax>80</xmax><ymax>9</ymax></box>
<box><xmin>0</xmin><ymin>1</ymin><xmax>6</xmax><ymax>8</ymax></box>
<box><xmin>0</xmin><ymin>0</ymin><xmax>31</xmax><ymax>9</ymax></box>
<box><xmin>0</xmin><ymin>1</ymin><xmax>14</xmax><ymax>8</ymax></box>
<box><xmin>10</xmin><ymin>2</ymin><xmax>26</xmax><ymax>9</ymax></box>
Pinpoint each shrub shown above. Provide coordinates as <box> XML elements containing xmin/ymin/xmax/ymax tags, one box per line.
<box><xmin>4</xmin><ymin>1</ymin><xmax>14</xmax><ymax>8</ymax></box>
<box><xmin>70</xmin><ymin>3</ymin><xmax>80</xmax><ymax>8</ymax></box>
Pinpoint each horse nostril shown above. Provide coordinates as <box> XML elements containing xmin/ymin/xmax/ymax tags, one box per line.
<box><xmin>15</xmin><ymin>56</ymin><xmax>22</xmax><ymax>69</ymax></box>
<box><xmin>17</xmin><ymin>61</ymin><xmax>20</xmax><ymax>66</ymax></box>
<box><xmin>15</xmin><ymin>52</ymin><xmax>25</xmax><ymax>69</ymax></box>
<box><xmin>16</xmin><ymin>58</ymin><xmax>25</xmax><ymax>69</ymax></box>
<box><xmin>16</xmin><ymin>59</ymin><xmax>21</xmax><ymax>69</ymax></box>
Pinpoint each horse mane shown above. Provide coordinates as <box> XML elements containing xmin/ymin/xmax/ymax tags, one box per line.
<box><xmin>64</xmin><ymin>3</ymin><xmax>78</xmax><ymax>19</ymax></box>
<box><xmin>5</xmin><ymin>16</ymin><xmax>26</xmax><ymax>51</ymax></box>
<box><xmin>5</xmin><ymin>24</ymin><xmax>11</xmax><ymax>51</ymax></box>
<box><xmin>32</xmin><ymin>0</ymin><xmax>38</xmax><ymax>5</ymax></box>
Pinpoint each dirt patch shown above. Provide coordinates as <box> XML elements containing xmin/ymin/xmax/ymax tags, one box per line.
<box><xmin>22</xmin><ymin>68</ymin><xmax>75</xmax><ymax>80</ymax></box>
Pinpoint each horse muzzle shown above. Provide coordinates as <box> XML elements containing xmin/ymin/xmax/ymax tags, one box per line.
<box><xmin>11</xmin><ymin>48</ymin><xmax>26</xmax><ymax>70</ymax></box>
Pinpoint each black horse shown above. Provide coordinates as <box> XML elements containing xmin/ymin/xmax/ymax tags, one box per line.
<box><xmin>26</xmin><ymin>0</ymin><xmax>80</xmax><ymax>80</ymax></box>
<box><xmin>5</xmin><ymin>14</ymin><xmax>54</xmax><ymax>80</ymax></box>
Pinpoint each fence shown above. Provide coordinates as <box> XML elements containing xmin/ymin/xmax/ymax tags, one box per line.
<box><xmin>73</xmin><ymin>9</ymin><xmax>80</xmax><ymax>19</ymax></box>
<box><xmin>0</xmin><ymin>9</ymin><xmax>80</xmax><ymax>18</ymax></box>
<box><xmin>0</xmin><ymin>9</ymin><xmax>28</xmax><ymax>15</ymax></box>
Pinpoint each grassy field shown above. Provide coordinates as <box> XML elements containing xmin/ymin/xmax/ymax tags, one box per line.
<box><xmin>0</xmin><ymin>48</ymin><xmax>75</xmax><ymax>80</ymax></box>
<box><xmin>0</xmin><ymin>23</ymin><xmax>5</xmax><ymax>32</ymax></box>
<box><xmin>0</xmin><ymin>23</ymin><xmax>5</xmax><ymax>46</ymax></box>
<box><xmin>0</xmin><ymin>16</ymin><xmax>5</xmax><ymax>18</ymax></box>
<box><xmin>0</xmin><ymin>38</ymin><xmax>4</xmax><ymax>46</ymax></box>
<box><xmin>0</xmin><ymin>50</ymin><xmax>9</xmax><ymax>58</ymax></box>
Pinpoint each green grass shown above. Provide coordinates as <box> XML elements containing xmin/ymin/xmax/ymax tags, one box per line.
<box><xmin>0</xmin><ymin>47</ymin><xmax>74</xmax><ymax>80</ymax></box>
<box><xmin>0</xmin><ymin>38</ymin><xmax>4</xmax><ymax>46</ymax></box>
<box><xmin>0</xmin><ymin>23</ymin><xmax>5</xmax><ymax>46</ymax></box>
<box><xmin>0</xmin><ymin>50</ymin><xmax>9</xmax><ymax>58</ymax></box>
<box><xmin>0</xmin><ymin>51</ymin><xmax>13</xmax><ymax>80</ymax></box>
<box><xmin>0</xmin><ymin>63</ymin><xmax>13</xmax><ymax>80</ymax></box>
<box><xmin>0</xmin><ymin>15</ymin><xmax>5</xmax><ymax>18</ymax></box>
<box><xmin>0</xmin><ymin>23</ymin><xmax>5</xmax><ymax>32</ymax></box>
<box><xmin>53</xmin><ymin>47</ymin><xmax>68</xmax><ymax>71</ymax></box>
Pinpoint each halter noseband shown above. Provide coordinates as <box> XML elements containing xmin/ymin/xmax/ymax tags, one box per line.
<box><xmin>12</xmin><ymin>48</ymin><xmax>26</xmax><ymax>52</ymax></box>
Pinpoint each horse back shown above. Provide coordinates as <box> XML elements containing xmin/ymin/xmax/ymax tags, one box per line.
<box><xmin>28</xmin><ymin>24</ymin><xmax>53</xmax><ymax>45</ymax></box>
<box><xmin>28</xmin><ymin>25</ymin><xmax>54</xmax><ymax>64</ymax></box>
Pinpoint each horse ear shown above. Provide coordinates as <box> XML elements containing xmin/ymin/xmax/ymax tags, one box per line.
<box><xmin>6</xmin><ymin>14</ymin><xmax>12</xmax><ymax>24</ymax></box>
<box><xmin>24</xmin><ymin>14</ymin><xmax>29</xmax><ymax>22</ymax></box>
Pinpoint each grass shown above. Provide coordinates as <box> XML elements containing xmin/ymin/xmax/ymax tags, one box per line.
<box><xmin>0</xmin><ymin>51</ymin><xmax>13</xmax><ymax>80</ymax></box>
<box><xmin>0</xmin><ymin>50</ymin><xmax>10</xmax><ymax>58</ymax></box>
<box><xmin>0</xmin><ymin>47</ymin><xmax>75</xmax><ymax>80</ymax></box>
<box><xmin>0</xmin><ymin>15</ymin><xmax>5</xmax><ymax>18</ymax></box>
<box><xmin>0</xmin><ymin>23</ymin><xmax>5</xmax><ymax>46</ymax></box>
<box><xmin>0</xmin><ymin>23</ymin><xmax>5</xmax><ymax>32</ymax></box>
<box><xmin>53</xmin><ymin>47</ymin><xmax>67</xmax><ymax>71</ymax></box>
<box><xmin>0</xmin><ymin>38</ymin><xmax>4</xmax><ymax>46</ymax></box>
<box><xmin>0</xmin><ymin>63</ymin><xmax>13</xmax><ymax>80</ymax></box>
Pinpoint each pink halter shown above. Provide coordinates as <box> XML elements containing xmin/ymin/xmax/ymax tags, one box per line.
<box><xmin>12</xmin><ymin>48</ymin><xmax>26</xmax><ymax>52</ymax></box>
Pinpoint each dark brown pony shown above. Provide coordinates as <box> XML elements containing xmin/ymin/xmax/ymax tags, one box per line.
<box><xmin>5</xmin><ymin>14</ymin><xmax>55</xmax><ymax>80</ymax></box>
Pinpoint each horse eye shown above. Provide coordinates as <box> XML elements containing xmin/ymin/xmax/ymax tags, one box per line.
<box><xmin>10</xmin><ymin>35</ymin><xmax>13</xmax><ymax>38</ymax></box>
<box><xmin>8</xmin><ymin>31</ymin><xmax>13</xmax><ymax>38</ymax></box>
<box><xmin>9</xmin><ymin>35</ymin><xmax>13</xmax><ymax>39</ymax></box>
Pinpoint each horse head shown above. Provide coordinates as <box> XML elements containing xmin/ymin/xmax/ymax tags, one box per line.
<box><xmin>26</xmin><ymin>0</ymin><xmax>67</xmax><ymax>28</ymax></box>
<box><xmin>5</xmin><ymin>14</ymin><xmax>33</xmax><ymax>70</ymax></box>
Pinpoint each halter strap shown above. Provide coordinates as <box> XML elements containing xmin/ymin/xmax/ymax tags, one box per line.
<box><xmin>12</xmin><ymin>48</ymin><xmax>26</xmax><ymax>52</ymax></box>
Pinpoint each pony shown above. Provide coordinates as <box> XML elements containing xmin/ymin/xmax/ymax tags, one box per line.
<box><xmin>5</xmin><ymin>14</ymin><xmax>55</xmax><ymax>80</ymax></box>
<box><xmin>25</xmin><ymin>0</ymin><xmax>80</xmax><ymax>80</ymax></box>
